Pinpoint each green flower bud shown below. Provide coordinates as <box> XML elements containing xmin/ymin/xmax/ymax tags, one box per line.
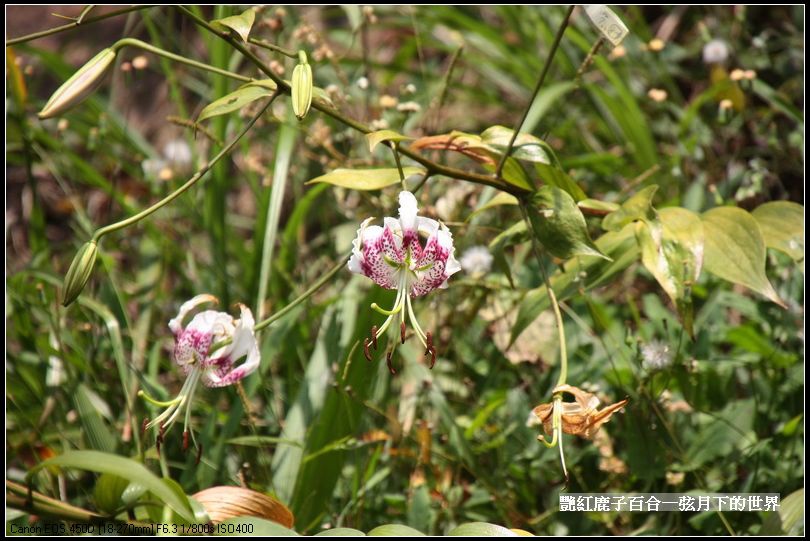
<box><xmin>62</xmin><ymin>241</ymin><xmax>98</xmax><ymax>307</ymax></box>
<box><xmin>291</xmin><ymin>51</ymin><xmax>313</xmax><ymax>121</ymax></box>
<box><xmin>38</xmin><ymin>48</ymin><xmax>116</xmax><ymax>119</ymax></box>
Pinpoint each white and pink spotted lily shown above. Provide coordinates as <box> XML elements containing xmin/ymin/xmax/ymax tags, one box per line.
<box><xmin>348</xmin><ymin>191</ymin><xmax>460</xmax><ymax>368</ymax></box>
<box><xmin>140</xmin><ymin>294</ymin><xmax>260</xmax><ymax>446</ymax></box>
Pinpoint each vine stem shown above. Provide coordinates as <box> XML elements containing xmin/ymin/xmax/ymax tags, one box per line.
<box><xmin>5</xmin><ymin>5</ymin><xmax>153</xmax><ymax>46</ymax></box>
<box><xmin>495</xmin><ymin>6</ymin><xmax>575</xmax><ymax>178</ymax></box>
<box><xmin>92</xmin><ymin>95</ymin><xmax>277</xmax><ymax>242</ymax></box>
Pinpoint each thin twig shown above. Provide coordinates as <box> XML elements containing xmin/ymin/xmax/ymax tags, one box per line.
<box><xmin>6</xmin><ymin>5</ymin><xmax>153</xmax><ymax>46</ymax></box>
<box><xmin>495</xmin><ymin>6</ymin><xmax>575</xmax><ymax>177</ymax></box>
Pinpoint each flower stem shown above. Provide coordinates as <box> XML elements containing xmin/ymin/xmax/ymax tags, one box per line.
<box><xmin>253</xmin><ymin>258</ymin><xmax>347</xmax><ymax>333</ymax></box>
<box><xmin>495</xmin><ymin>5</ymin><xmax>575</xmax><ymax>178</ymax></box>
<box><xmin>5</xmin><ymin>5</ymin><xmax>153</xmax><ymax>46</ymax></box>
<box><xmin>248</xmin><ymin>37</ymin><xmax>298</xmax><ymax>58</ymax></box>
<box><xmin>92</xmin><ymin>95</ymin><xmax>277</xmax><ymax>242</ymax></box>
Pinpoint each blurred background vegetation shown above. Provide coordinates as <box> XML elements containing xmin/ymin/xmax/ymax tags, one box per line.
<box><xmin>6</xmin><ymin>5</ymin><xmax>804</xmax><ymax>536</ymax></box>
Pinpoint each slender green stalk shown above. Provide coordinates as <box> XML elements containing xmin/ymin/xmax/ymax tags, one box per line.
<box><xmin>390</xmin><ymin>143</ymin><xmax>406</xmax><ymax>188</ymax></box>
<box><xmin>5</xmin><ymin>5</ymin><xmax>153</xmax><ymax>46</ymax></box>
<box><xmin>92</xmin><ymin>96</ymin><xmax>276</xmax><ymax>241</ymax></box>
<box><xmin>254</xmin><ymin>259</ymin><xmax>346</xmax><ymax>333</ymax></box>
<box><xmin>428</xmin><ymin>44</ymin><xmax>464</xmax><ymax>133</ymax></box>
<box><xmin>495</xmin><ymin>6</ymin><xmax>575</xmax><ymax>177</ymax></box>
<box><xmin>248</xmin><ymin>37</ymin><xmax>298</xmax><ymax>58</ymax></box>
<box><xmin>111</xmin><ymin>38</ymin><xmax>251</xmax><ymax>82</ymax></box>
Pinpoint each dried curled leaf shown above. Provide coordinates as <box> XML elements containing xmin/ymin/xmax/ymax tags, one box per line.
<box><xmin>532</xmin><ymin>384</ymin><xmax>628</xmax><ymax>439</ymax></box>
<box><xmin>193</xmin><ymin>486</ymin><xmax>294</xmax><ymax>528</ymax></box>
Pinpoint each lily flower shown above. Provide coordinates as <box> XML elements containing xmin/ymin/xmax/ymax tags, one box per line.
<box><xmin>348</xmin><ymin>191</ymin><xmax>461</xmax><ymax>370</ymax></box>
<box><xmin>140</xmin><ymin>294</ymin><xmax>260</xmax><ymax>448</ymax></box>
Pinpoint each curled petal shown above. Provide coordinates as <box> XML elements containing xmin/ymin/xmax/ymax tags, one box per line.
<box><xmin>351</xmin><ymin>225</ymin><xmax>404</xmax><ymax>290</ymax></box>
<box><xmin>170</xmin><ymin>294</ymin><xmax>218</xmax><ymax>334</ymax></box>
<box><xmin>348</xmin><ymin>217</ymin><xmax>375</xmax><ymax>275</ymax></box>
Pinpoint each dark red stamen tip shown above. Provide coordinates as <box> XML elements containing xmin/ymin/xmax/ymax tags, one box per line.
<box><xmin>363</xmin><ymin>338</ymin><xmax>372</xmax><ymax>362</ymax></box>
<box><xmin>386</xmin><ymin>350</ymin><xmax>397</xmax><ymax>375</ymax></box>
<box><xmin>428</xmin><ymin>346</ymin><xmax>437</xmax><ymax>369</ymax></box>
<box><xmin>183</xmin><ymin>430</ymin><xmax>190</xmax><ymax>452</ymax></box>
<box><xmin>141</xmin><ymin>418</ymin><xmax>149</xmax><ymax>437</ymax></box>
<box><xmin>400</xmin><ymin>322</ymin><xmax>406</xmax><ymax>344</ymax></box>
<box><xmin>371</xmin><ymin>325</ymin><xmax>378</xmax><ymax>350</ymax></box>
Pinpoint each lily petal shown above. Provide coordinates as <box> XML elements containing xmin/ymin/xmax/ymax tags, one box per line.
<box><xmin>204</xmin><ymin>305</ymin><xmax>260</xmax><ymax>387</ymax></box>
<box><xmin>169</xmin><ymin>294</ymin><xmax>218</xmax><ymax>334</ymax></box>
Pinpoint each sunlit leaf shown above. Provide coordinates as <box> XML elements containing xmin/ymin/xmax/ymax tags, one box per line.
<box><xmin>751</xmin><ymin>201</ymin><xmax>804</xmax><ymax>264</ymax></box>
<box><xmin>198</xmin><ymin>80</ymin><xmax>277</xmax><ymax>122</ymax></box>
<box><xmin>602</xmin><ymin>185</ymin><xmax>658</xmax><ymax>231</ymax></box>
<box><xmin>305</xmin><ymin>167</ymin><xmax>424</xmax><ymax>190</ymax></box>
<box><xmin>702</xmin><ymin>206</ymin><xmax>784</xmax><ymax>306</ymax></box>
<box><xmin>366</xmin><ymin>130</ymin><xmax>413</xmax><ymax>152</ymax></box>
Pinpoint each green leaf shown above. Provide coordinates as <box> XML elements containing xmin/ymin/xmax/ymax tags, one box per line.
<box><xmin>27</xmin><ymin>450</ymin><xmax>196</xmax><ymax>522</ymax></box>
<box><xmin>481</xmin><ymin>125</ymin><xmax>552</xmax><ymax>164</ymax></box>
<box><xmin>778</xmin><ymin>488</ymin><xmax>805</xmax><ymax>535</ymax></box>
<box><xmin>468</xmin><ymin>191</ymin><xmax>519</xmax><ymax>219</ymax></box>
<box><xmin>366</xmin><ymin>130</ymin><xmax>414</xmax><ymax>152</ymax></box>
<box><xmin>578</xmin><ymin>198</ymin><xmax>620</xmax><ymax>214</ymax></box>
<box><xmin>511</xmin><ymin>223</ymin><xmax>638</xmax><ymax>345</ymax></box>
<box><xmin>636</xmin><ymin>219</ymin><xmax>698</xmax><ymax>336</ymax></box>
<box><xmin>305</xmin><ymin>167</ymin><xmax>425</xmax><ymax>191</ymax></box>
<box><xmin>93</xmin><ymin>473</ymin><xmax>130</xmax><ymax>515</ymax></box>
<box><xmin>211</xmin><ymin>8</ymin><xmax>255</xmax><ymax>42</ymax></box>
<box><xmin>216</xmin><ymin>517</ymin><xmax>299</xmax><ymax>536</ymax></box>
<box><xmin>659</xmin><ymin>207</ymin><xmax>704</xmax><ymax>282</ymax></box>
<box><xmin>702</xmin><ymin>206</ymin><xmax>785</xmax><ymax>306</ymax></box>
<box><xmin>751</xmin><ymin>201</ymin><xmax>804</xmax><ymax>264</ymax></box>
<box><xmin>602</xmin><ymin>185</ymin><xmax>658</xmax><ymax>231</ymax></box>
<box><xmin>198</xmin><ymin>80</ymin><xmax>277</xmax><ymax>122</ymax></box>
<box><xmin>315</xmin><ymin>528</ymin><xmax>367</xmax><ymax>536</ymax></box>
<box><xmin>534</xmin><ymin>162</ymin><xmax>587</xmax><ymax>201</ymax></box>
<box><xmin>226</xmin><ymin>436</ymin><xmax>303</xmax><ymax>448</ymax></box>
<box><xmin>447</xmin><ymin>523</ymin><xmax>519</xmax><ymax>536</ymax></box>
<box><xmin>74</xmin><ymin>383</ymin><xmax>117</xmax><ymax>453</ymax></box>
<box><xmin>526</xmin><ymin>186</ymin><xmax>609</xmax><ymax>260</ymax></box>
<box><xmin>367</xmin><ymin>524</ymin><xmax>426</xmax><ymax>536</ymax></box>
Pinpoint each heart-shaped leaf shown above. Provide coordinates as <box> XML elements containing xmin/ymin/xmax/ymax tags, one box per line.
<box><xmin>751</xmin><ymin>201</ymin><xmax>804</xmax><ymax>264</ymax></box>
